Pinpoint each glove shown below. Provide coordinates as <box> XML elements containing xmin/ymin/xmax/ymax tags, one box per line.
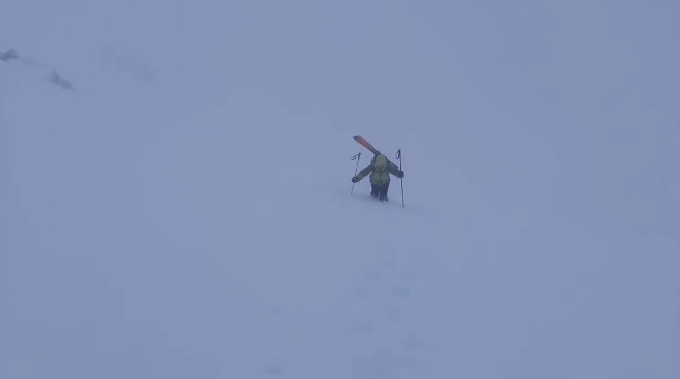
<box><xmin>352</xmin><ymin>176</ymin><xmax>360</xmax><ymax>183</ymax></box>
<box><xmin>397</xmin><ymin>171</ymin><xmax>404</xmax><ymax>178</ymax></box>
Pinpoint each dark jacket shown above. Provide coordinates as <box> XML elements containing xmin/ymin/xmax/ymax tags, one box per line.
<box><xmin>355</xmin><ymin>154</ymin><xmax>402</xmax><ymax>185</ymax></box>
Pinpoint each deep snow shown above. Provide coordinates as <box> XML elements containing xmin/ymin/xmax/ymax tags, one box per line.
<box><xmin>2</xmin><ymin>1</ymin><xmax>679</xmax><ymax>378</ymax></box>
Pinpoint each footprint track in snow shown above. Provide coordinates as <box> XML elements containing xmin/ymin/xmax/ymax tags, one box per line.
<box><xmin>263</xmin><ymin>363</ymin><xmax>285</xmax><ymax>376</ymax></box>
<box><xmin>344</xmin><ymin>252</ymin><xmax>426</xmax><ymax>379</ymax></box>
<box><xmin>391</xmin><ymin>285</ymin><xmax>411</xmax><ymax>298</ymax></box>
<box><xmin>349</xmin><ymin>247</ymin><xmax>420</xmax><ymax>320</ymax></box>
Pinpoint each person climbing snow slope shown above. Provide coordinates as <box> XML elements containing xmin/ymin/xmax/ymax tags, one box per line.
<box><xmin>351</xmin><ymin>154</ymin><xmax>404</xmax><ymax>201</ymax></box>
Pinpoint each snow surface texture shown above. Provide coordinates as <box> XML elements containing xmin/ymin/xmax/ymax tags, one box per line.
<box><xmin>2</xmin><ymin>1</ymin><xmax>680</xmax><ymax>378</ymax></box>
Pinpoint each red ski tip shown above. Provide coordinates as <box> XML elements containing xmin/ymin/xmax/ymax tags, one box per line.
<box><xmin>353</xmin><ymin>135</ymin><xmax>380</xmax><ymax>155</ymax></box>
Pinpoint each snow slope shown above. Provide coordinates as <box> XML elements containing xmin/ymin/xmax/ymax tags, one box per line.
<box><xmin>2</xmin><ymin>1</ymin><xmax>679</xmax><ymax>378</ymax></box>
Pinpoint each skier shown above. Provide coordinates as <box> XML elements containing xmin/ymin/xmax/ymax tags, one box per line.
<box><xmin>351</xmin><ymin>154</ymin><xmax>404</xmax><ymax>201</ymax></box>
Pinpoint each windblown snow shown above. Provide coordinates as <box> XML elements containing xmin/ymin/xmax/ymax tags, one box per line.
<box><xmin>1</xmin><ymin>1</ymin><xmax>679</xmax><ymax>378</ymax></box>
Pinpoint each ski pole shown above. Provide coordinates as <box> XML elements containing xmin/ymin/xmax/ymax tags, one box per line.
<box><xmin>396</xmin><ymin>149</ymin><xmax>404</xmax><ymax>207</ymax></box>
<box><xmin>351</xmin><ymin>152</ymin><xmax>361</xmax><ymax>195</ymax></box>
